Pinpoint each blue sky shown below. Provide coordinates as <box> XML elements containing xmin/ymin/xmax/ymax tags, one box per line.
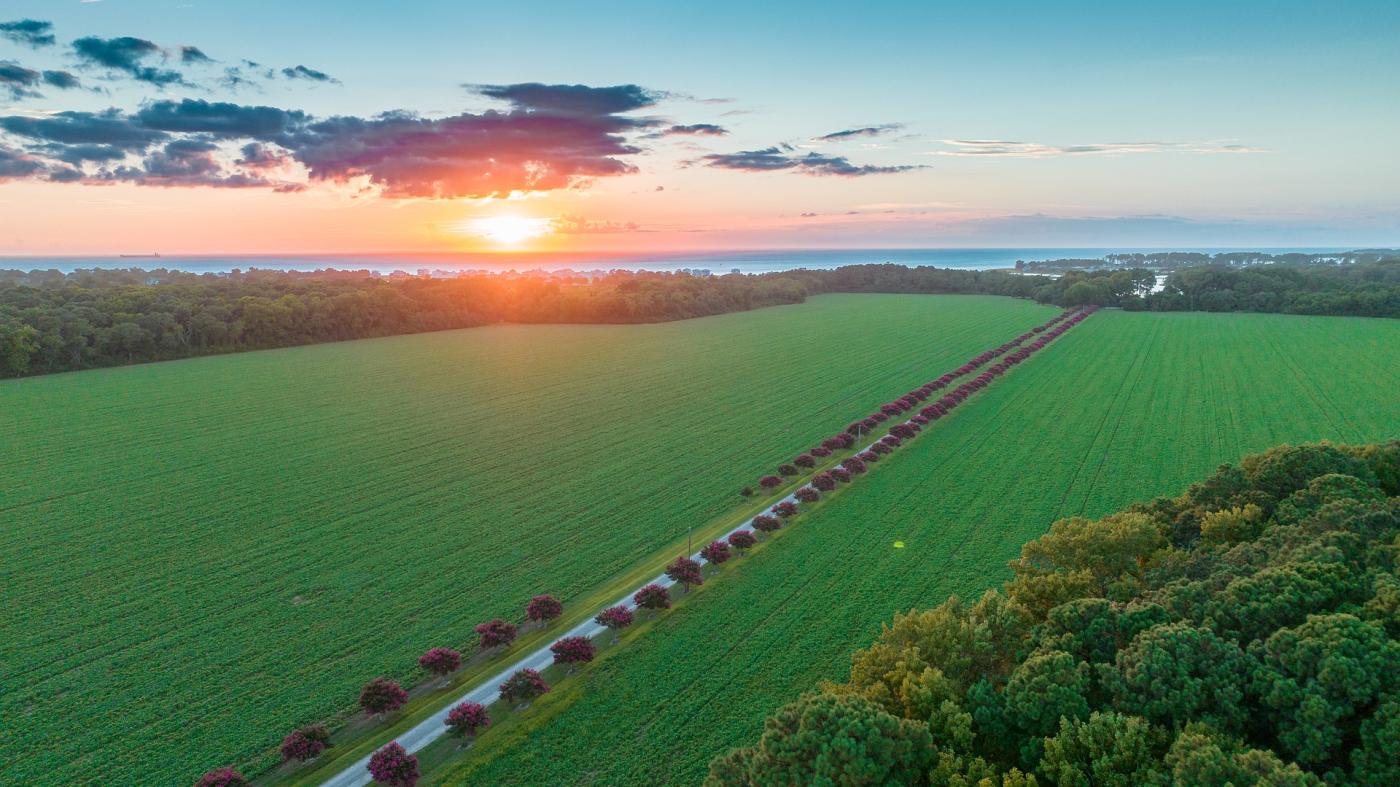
<box><xmin>1</xmin><ymin>0</ymin><xmax>1397</xmax><ymax>253</ymax></box>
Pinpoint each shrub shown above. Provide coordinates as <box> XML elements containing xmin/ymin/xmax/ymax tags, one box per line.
<box><xmin>728</xmin><ymin>530</ymin><xmax>758</xmax><ymax>553</ymax></box>
<box><xmin>526</xmin><ymin>594</ymin><xmax>564</xmax><ymax>625</ymax></box>
<box><xmin>366</xmin><ymin>742</ymin><xmax>419</xmax><ymax>787</ymax></box>
<box><xmin>795</xmin><ymin>487</ymin><xmax>820</xmax><ymax>504</ymax></box>
<box><xmin>280</xmin><ymin>723</ymin><xmax>331</xmax><ymax>762</ymax></box>
<box><xmin>194</xmin><ymin>768</ymin><xmax>248</xmax><ymax>787</ymax></box>
<box><xmin>700</xmin><ymin>540</ymin><xmax>732</xmax><ymax>566</ymax></box>
<box><xmin>777</xmin><ymin>463</ymin><xmax>799</xmax><ymax>477</ymax></box>
<box><xmin>759</xmin><ymin>475</ymin><xmax>783</xmax><ymax>489</ymax></box>
<box><xmin>811</xmin><ymin>472</ymin><xmax>836</xmax><ymax>492</ymax></box>
<box><xmin>499</xmin><ymin>668</ymin><xmax>550</xmax><ymax>705</ymax></box>
<box><xmin>359</xmin><ymin>677</ymin><xmax>408</xmax><ymax>717</ymax></box>
<box><xmin>752</xmin><ymin>514</ymin><xmax>781</xmax><ymax>534</ymax></box>
<box><xmin>444</xmin><ymin>702</ymin><xmax>490</xmax><ymax>741</ymax></box>
<box><xmin>474</xmin><ymin>619</ymin><xmax>518</xmax><ymax>651</ymax></box>
<box><xmin>772</xmin><ymin>501</ymin><xmax>798</xmax><ymax>519</ymax></box>
<box><xmin>739</xmin><ymin>486</ymin><xmax>754</xmax><ymax>497</ymax></box>
<box><xmin>666</xmin><ymin>555</ymin><xmax>704</xmax><ymax>590</ymax></box>
<box><xmin>417</xmin><ymin>647</ymin><xmax>461</xmax><ymax>680</ymax></box>
<box><xmin>595</xmin><ymin>605</ymin><xmax>634</xmax><ymax>632</ymax></box>
<box><xmin>634</xmin><ymin>583</ymin><xmax>671</xmax><ymax>611</ymax></box>
<box><xmin>550</xmin><ymin>636</ymin><xmax>596</xmax><ymax>668</ymax></box>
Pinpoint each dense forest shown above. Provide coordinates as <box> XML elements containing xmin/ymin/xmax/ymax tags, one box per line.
<box><xmin>2</xmin><ymin>258</ymin><xmax>1398</xmax><ymax>378</ymax></box>
<box><xmin>707</xmin><ymin>441</ymin><xmax>1400</xmax><ymax>786</ymax></box>
<box><xmin>1020</xmin><ymin>259</ymin><xmax>1400</xmax><ymax>316</ymax></box>
<box><xmin>1019</xmin><ymin>248</ymin><xmax>1400</xmax><ymax>272</ymax></box>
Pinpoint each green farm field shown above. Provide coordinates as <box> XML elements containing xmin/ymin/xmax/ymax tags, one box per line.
<box><xmin>439</xmin><ymin>309</ymin><xmax>1400</xmax><ymax>786</ymax></box>
<box><xmin>0</xmin><ymin>294</ymin><xmax>1055</xmax><ymax>785</ymax></box>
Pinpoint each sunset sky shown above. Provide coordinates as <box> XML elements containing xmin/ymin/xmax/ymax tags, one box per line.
<box><xmin>1</xmin><ymin>0</ymin><xmax>1398</xmax><ymax>255</ymax></box>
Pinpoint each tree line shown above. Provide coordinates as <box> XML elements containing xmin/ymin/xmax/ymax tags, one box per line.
<box><xmin>708</xmin><ymin>440</ymin><xmax>1400</xmax><ymax>786</ymax></box>
<box><xmin>3</xmin><ymin>259</ymin><xmax>1397</xmax><ymax>379</ymax></box>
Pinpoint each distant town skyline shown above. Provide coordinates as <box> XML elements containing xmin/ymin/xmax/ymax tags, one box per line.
<box><xmin>1</xmin><ymin>0</ymin><xmax>1398</xmax><ymax>254</ymax></box>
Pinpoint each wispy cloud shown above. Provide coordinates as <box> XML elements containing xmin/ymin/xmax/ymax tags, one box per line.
<box><xmin>697</xmin><ymin>143</ymin><xmax>923</xmax><ymax>177</ymax></box>
<box><xmin>815</xmin><ymin>124</ymin><xmax>903</xmax><ymax>142</ymax></box>
<box><xmin>929</xmin><ymin>139</ymin><xmax>1266</xmax><ymax>157</ymax></box>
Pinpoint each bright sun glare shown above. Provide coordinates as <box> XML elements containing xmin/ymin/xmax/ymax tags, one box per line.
<box><xmin>463</xmin><ymin>215</ymin><xmax>553</xmax><ymax>247</ymax></box>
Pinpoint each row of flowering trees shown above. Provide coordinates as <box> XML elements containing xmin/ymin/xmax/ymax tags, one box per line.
<box><xmin>732</xmin><ymin>308</ymin><xmax>1099</xmax><ymax>560</ymax></box>
<box><xmin>194</xmin><ymin>308</ymin><xmax>1098</xmax><ymax>787</ymax></box>
<box><xmin>750</xmin><ymin>308</ymin><xmax>1095</xmax><ymax>498</ymax></box>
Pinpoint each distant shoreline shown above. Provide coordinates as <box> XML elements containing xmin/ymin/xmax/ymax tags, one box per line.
<box><xmin>0</xmin><ymin>246</ymin><xmax>1364</xmax><ymax>276</ymax></box>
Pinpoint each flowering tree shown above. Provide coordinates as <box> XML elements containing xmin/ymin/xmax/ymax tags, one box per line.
<box><xmin>860</xmin><ymin>450</ymin><xmax>881</xmax><ymax>462</ymax></box>
<box><xmin>752</xmin><ymin>514</ymin><xmax>781</xmax><ymax>536</ymax></box>
<box><xmin>794</xmin><ymin>453</ymin><xmax>816</xmax><ymax>468</ymax></box>
<box><xmin>595</xmin><ymin>605</ymin><xmax>634</xmax><ymax>642</ymax></box>
<box><xmin>759</xmin><ymin>474</ymin><xmax>783</xmax><ymax>490</ymax></box>
<box><xmin>280</xmin><ymin>723</ymin><xmax>331</xmax><ymax>762</ymax></box>
<box><xmin>634</xmin><ymin>583</ymin><xmax>672</xmax><ymax>612</ymax></box>
<box><xmin>444</xmin><ymin>702</ymin><xmax>490</xmax><ymax>745</ymax></box>
<box><xmin>666</xmin><ymin>555</ymin><xmax>704</xmax><ymax>591</ymax></box>
<box><xmin>811</xmin><ymin>446</ymin><xmax>833</xmax><ymax>458</ymax></box>
<box><xmin>772</xmin><ymin>501</ymin><xmax>798</xmax><ymax>519</ymax></box>
<box><xmin>831</xmin><ymin>468</ymin><xmax>852</xmax><ymax>483</ymax></box>
<box><xmin>870</xmin><ymin>443</ymin><xmax>892</xmax><ymax>455</ymax></box>
<box><xmin>526</xmin><ymin>594</ymin><xmax>564</xmax><ymax>626</ymax></box>
<box><xmin>728</xmin><ymin>530</ymin><xmax>758</xmax><ymax>554</ymax></box>
<box><xmin>795</xmin><ymin>487</ymin><xmax>820</xmax><ymax>504</ymax></box>
<box><xmin>499</xmin><ymin>668</ymin><xmax>550</xmax><ymax>707</ymax></box>
<box><xmin>842</xmin><ymin>457</ymin><xmax>866</xmax><ymax>474</ymax></box>
<box><xmin>811</xmin><ymin>472</ymin><xmax>836</xmax><ymax>492</ymax></box>
<box><xmin>359</xmin><ymin>677</ymin><xmax>408</xmax><ymax>718</ymax></box>
<box><xmin>777</xmin><ymin>463</ymin><xmax>799</xmax><ymax>477</ymax></box>
<box><xmin>551</xmin><ymin>636</ymin><xmax>597</xmax><ymax>671</ymax></box>
<box><xmin>474</xmin><ymin>619</ymin><xmax>518</xmax><ymax>652</ymax></box>
<box><xmin>417</xmin><ymin>647</ymin><xmax>461</xmax><ymax>684</ymax></box>
<box><xmin>700</xmin><ymin>540</ymin><xmax>731</xmax><ymax>567</ymax></box>
<box><xmin>366</xmin><ymin>742</ymin><xmax>419</xmax><ymax>787</ymax></box>
<box><xmin>195</xmin><ymin>768</ymin><xmax>249</xmax><ymax>787</ymax></box>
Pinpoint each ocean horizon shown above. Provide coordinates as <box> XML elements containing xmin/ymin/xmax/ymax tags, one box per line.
<box><xmin>0</xmin><ymin>246</ymin><xmax>1358</xmax><ymax>276</ymax></box>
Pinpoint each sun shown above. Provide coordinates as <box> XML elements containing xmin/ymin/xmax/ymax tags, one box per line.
<box><xmin>462</xmin><ymin>215</ymin><xmax>553</xmax><ymax>247</ymax></box>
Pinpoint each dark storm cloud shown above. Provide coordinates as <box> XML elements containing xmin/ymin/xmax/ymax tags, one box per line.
<box><xmin>474</xmin><ymin>82</ymin><xmax>660</xmax><ymax>118</ymax></box>
<box><xmin>281</xmin><ymin>65</ymin><xmax>337</xmax><ymax>83</ymax></box>
<box><xmin>699</xmin><ymin>145</ymin><xmax>921</xmax><ymax>176</ymax></box>
<box><xmin>815</xmin><ymin>124</ymin><xmax>903</xmax><ymax>141</ymax></box>
<box><xmin>0</xmin><ymin>19</ymin><xmax>55</xmax><ymax>48</ymax></box>
<box><xmin>0</xmin><ymin>61</ymin><xmax>41</xmax><ymax>98</ymax></box>
<box><xmin>71</xmin><ymin>36</ymin><xmax>187</xmax><ymax>86</ymax></box>
<box><xmin>0</xmin><ymin>110</ymin><xmax>167</xmax><ymax>150</ymax></box>
<box><xmin>43</xmin><ymin>70</ymin><xmax>82</xmax><ymax>89</ymax></box>
<box><xmin>0</xmin><ymin>62</ymin><xmax>83</xmax><ymax>98</ymax></box>
<box><xmin>134</xmin><ymin>99</ymin><xmax>308</xmax><ymax>139</ymax></box>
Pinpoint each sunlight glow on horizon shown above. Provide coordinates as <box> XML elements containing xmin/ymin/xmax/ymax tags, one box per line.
<box><xmin>457</xmin><ymin>216</ymin><xmax>555</xmax><ymax>248</ymax></box>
